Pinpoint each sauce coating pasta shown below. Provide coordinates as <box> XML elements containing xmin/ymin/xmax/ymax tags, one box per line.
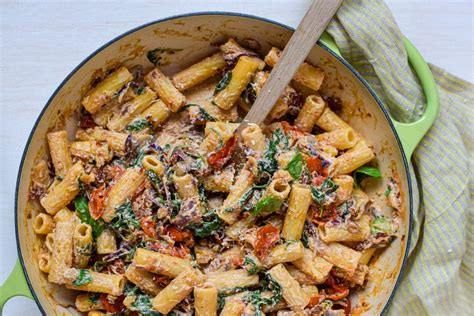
<box><xmin>30</xmin><ymin>38</ymin><xmax>400</xmax><ymax>315</ymax></box>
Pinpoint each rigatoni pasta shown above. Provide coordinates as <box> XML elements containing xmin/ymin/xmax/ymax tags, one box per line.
<box><xmin>47</xmin><ymin>130</ymin><xmax>72</xmax><ymax>177</ymax></box>
<box><xmin>82</xmin><ymin>66</ymin><xmax>133</xmax><ymax>114</ymax></box>
<box><xmin>172</xmin><ymin>52</ymin><xmax>227</xmax><ymax>91</ymax></box>
<box><xmin>145</xmin><ymin>68</ymin><xmax>186</xmax><ymax>112</ymax></box>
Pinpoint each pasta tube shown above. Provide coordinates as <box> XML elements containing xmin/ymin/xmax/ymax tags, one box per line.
<box><xmin>47</xmin><ymin>130</ymin><xmax>72</xmax><ymax>177</ymax></box>
<box><xmin>48</xmin><ymin>220</ymin><xmax>75</xmax><ymax>284</ymax></box>
<box><xmin>264</xmin><ymin>47</ymin><xmax>324</xmax><ymax>91</ymax></box>
<box><xmin>264</xmin><ymin>241</ymin><xmax>304</xmax><ymax>267</ymax></box>
<box><xmin>333</xmin><ymin>141</ymin><xmax>375</xmax><ymax>175</ymax></box>
<box><xmin>194</xmin><ymin>285</ymin><xmax>218</xmax><ymax>316</ymax></box>
<box><xmin>294</xmin><ymin>95</ymin><xmax>325</xmax><ymax>133</ymax></box>
<box><xmin>316</xmin><ymin>128</ymin><xmax>357</xmax><ymax>150</ymax></box>
<box><xmin>217</xmin><ymin>164</ymin><xmax>254</xmax><ymax>224</ymax></box>
<box><xmin>41</xmin><ymin>162</ymin><xmax>84</xmax><ymax>215</ymax></box>
<box><xmin>125</xmin><ymin>265</ymin><xmax>163</xmax><ymax>296</ymax></box>
<box><xmin>75</xmin><ymin>293</ymin><xmax>104</xmax><ymax>312</ymax></box>
<box><xmin>206</xmin><ymin>269</ymin><xmax>259</xmax><ymax>290</ymax></box>
<box><xmin>152</xmin><ymin>268</ymin><xmax>204</xmax><ymax>314</ymax></box>
<box><xmin>134</xmin><ymin>99</ymin><xmax>170</xmax><ymax>128</ymax></box>
<box><xmin>201</xmin><ymin>122</ymin><xmax>239</xmax><ymax>152</ymax></box>
<box><xmin>96</xmin><ymin>229</ymin><xmax>117</xmax><ymax>254</ymax></box>
<box><xmin>268</xmin><ymin>264</ymin><xmax>309</xmax><ymax>312</ymax></box>
<box><xmin>65</xmin><ymin>269</ymin><xmax>125</xmax><ymax>296</ymax></box>
<box><xmin>219</xmin><ymin>38</ymin><xmax>266</xmax><ymax>69</ymax></box>
<box><xmin>145</xmin><ymin>68</ymin><xmax>186</xmax><ymax>112</ymax></box>
<box><xmin>319</xmin><ymin>215</ymin><xmax>371</xmax><ymax>243</ymax></box>
<box><xmin>102</xmin><ymin>168</ymin><xmax>145</xmax><ymax>222</ymax></box>
<box><xmin>33</xmin><ymin>213</ymin><xmax>55</xmax><ymax>235</ymax></box>
<box><xmin>318</xmin><ymin>242</ymin><xmax>362</xmax><ymax>275</ymax></box>
<box><xmin>107</xmin><ymin>87</ymin><xmax>157</xmax><ymax>131</ymax></box>
<box><xmin>172</xmin><ymin>52</ymin><xmax>227</xmax><ymax>91</ymax></box>
<box><xmin>82</xmin><ymin>66</ymin><xmax>133</xmax><ymax>114</ymax></box>
<box><xmin>213</xmin><ymin>56</ymin><xmax>260</xmax><ymax>110</ymax></box>
<box><xmin>142</xmin><ymin>155</ymin><xmax>165</xmax><ymax>176</ymax></box>
<box><xmin>38</xmin><ymin>250</ymin><xmax>52</xmax><ymax>273</ymax></box>
<box><xmin>132</xmin><ymin>248</ymin><xmax>192</xmax><ymax>277</ymax></box>
<box><xmin>241</xmin><ymin>124</ymin><xmax>266</xmax><ymax>154</ymax></box>
<box><xmin>282</xmin><ymin>184</ymin><xmax>311</xmax><ymax>241</ymax></box>
<box><xmin>70</xmin><ymin>140</ymin><xmax>112</xmax><ymax>167</ymax></box>
<box><xmin>292</xmin><ymin>248</ymin><xmax>333</xmax><ymax>284</ymax></box>
<box><xmin>73</xmin><ymin>223</ymin><xmax>93</xmax><ymax>268</ymax></box>
<box><xmin>76</xmin><ymin>127</ymin><xmax>128</xmax><ymax>155</ymax></box>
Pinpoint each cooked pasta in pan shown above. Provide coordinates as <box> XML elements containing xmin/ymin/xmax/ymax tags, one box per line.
<box><xmin>29</xmin><ymin>38</ymin><xmax>401</xmax><ymax>315</ymax></box>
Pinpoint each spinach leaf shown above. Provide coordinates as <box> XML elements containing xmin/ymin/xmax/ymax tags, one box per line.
<box><xmin>136</xmin><ymin>87</ymin><xmax>145</xmax><ymax>95</ymax></box>
<box><xmin>384</xmin><ymin>186</ymin><xmax>392</xmax><ymax>197</ymax></box>
<box><xmin>147</xmin><ymin>49</ymin><xmax>163</xmax><ymax>66</ymax></box>
<box><xmin>241</xmin><ymin>83</ymin><xmax>257</xmax><ymax>104</ymax></box>
<box><xmin>126</xmin><ymin>118</ymin><xmax>150</xmax><ymax>132</ymax></box>
<box><xmin>258</xmin><ymin>128</ymin><xmax>287</xmax><ymax>176</ymax></box>
<box><xmin>310</xmin><ymin>186</ymin><xmax>325</xmax><ymax>204</ymax></box>
<box><xmin>285</xmin><ymin>151</ymin><xmax>303</xmax><ymax>180</ymax></box>
<box><xmin>130</xmin><ymin>293</ymin><xmax>162</xmax><ymax>315</ymax></box>
<box><xmin>73</xmin><ymin>269</ymin><xmax>92</xmax><ymax>286</ymax></box>
<box><xmin>147</xmin><ymin>47</ymin><xmax>183</xmax><ymax>66</ymax></box>
<box><xmin>74</xmin><ymin>196</ymin><xmax>105</xmax><ymax>238</ymax></box>
<box><xmin>109</xmin><ymin>201</ymin><xmax>140</xmax><ymax>229</ymax></box>
<box><xmin>252</xmin><ymin>196</ymin><xmax>282</xmax><ymax>216</ymax></box>
<box><xmin>198</xmin><ymin>183</ymin><xmax>208</xmax><ymax>210</ymax></box>
<box><xmin>301</xmin><ymin>231</ymin><xmax>310</xmax><ymax>248</ymax></box>
<box><xmin>146</xmin><ymin>169</ymin><xmax>161</xmax><ymax>191</ymax></box>
<box><xmin>354</xmin><ymin>165</ymin><xmax>381</xmax><ymax>185</ymax></box>
<box><xmin>189</xmin><ymin>211</ymin><xmax>222</xmax><ymax>238</ymax></box>
<box><xmin>213</xmin><ymin>72</ymin><xmax>232</xmax><ymax>95</ymax></box>
<box><xmin>89</xmin><ymin>293</ymin><xmax>100</xmax><ymax>304</ymax></box>
<box><xmin>310</xmin><ymin>178</ymin><xmax>339</xmax><ymax>204</ymax></box>
<box><xmin>243</xmin><ymin>256</ymin><xmax>260</xmax><ymax>275</ymax></box>
<box><xmin>246</xmin><ymin>273</ymin><xmax>282</xmax><ymax>316</ymax></box>
<box><xmin>371</xmin><ymin>215</ymin><xmax>393</xmax><ymax>234</ymax></box>
<box><xmin>128</xmin><ymin>149</ymin><xmax>145</xmax><ymax>168</ymax></box>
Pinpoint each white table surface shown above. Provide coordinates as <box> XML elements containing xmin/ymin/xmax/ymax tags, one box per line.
<box><xmin>1</xmin><ymin>1</ymin><xmax>472</xmax><ymax>314</ymax></box>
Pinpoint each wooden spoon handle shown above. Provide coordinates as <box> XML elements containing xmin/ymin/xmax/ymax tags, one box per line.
<box><xmin>241</xmin><ymin>0</ymin><xmax>342</xmax><ymax>129</ymax></box>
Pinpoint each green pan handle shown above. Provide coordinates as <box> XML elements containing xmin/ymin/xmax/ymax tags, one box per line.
<box><xmin>0</xmin><ymin>259</ymin><xmax>33</xmax><ymax>312</ymax></box>
<box><xmin>319</xmin><ymin>33</ymin><xmax>439</xmax><ymax>160</ymax></box>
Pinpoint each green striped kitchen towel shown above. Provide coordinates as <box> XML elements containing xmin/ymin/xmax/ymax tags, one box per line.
<box><xmin>326</xmin><ymin>0</ymin><xmax>473</xmax><ymax>315</ymax></box>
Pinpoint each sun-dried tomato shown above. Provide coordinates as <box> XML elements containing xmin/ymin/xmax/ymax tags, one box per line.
<box><xmin>254</xmin><ymin>224</ymin><xmax>280</xmax><ymax>261</ymax></box>
<box><xmin>208</xmin><ymin>134</ymin><xmax>237</xmax><ymax>169</ymax></box>
<box><xmin>89</xmin><ymin>185</ymin><xmax>108</xmax><ymax>220</ymax></box>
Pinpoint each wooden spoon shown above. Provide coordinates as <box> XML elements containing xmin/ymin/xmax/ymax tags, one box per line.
<box><xmin>238</xmin><ymin>0</ymin><xmax>342</xmax><ymax>132</ymax></box>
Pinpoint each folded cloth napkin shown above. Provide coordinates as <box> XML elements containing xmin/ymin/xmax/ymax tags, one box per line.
<box><xmin>326</xmin><ymin>1</ymin><xmax>473</xmax><ymax>315</ymax></box>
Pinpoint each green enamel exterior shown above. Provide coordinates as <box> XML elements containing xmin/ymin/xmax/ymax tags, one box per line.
<box><xmin>2</xmin><ymin>31</ymin><xmax>438</xmax><ymax>310</ymax></box>
<box><xmin>319</xmin><ymin>33</ymin><xmax>440</xmax><ymax>160</ymax></box>
<box><xmin>0</xmin><ymin>259</ymin><xmax>33</xmax><ymax>312</ymax></box>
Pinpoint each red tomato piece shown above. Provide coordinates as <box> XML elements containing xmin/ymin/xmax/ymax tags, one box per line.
<box><xmin>311</xmin><ymin>204</ymin><xmax>338</xmax><ymax>226</ymax></box>
<box><xmin>147</xmin><ymin>242</ymin><xmax>189</xmax><ymax>259</ymax></box>
<box><xmin>208</xmin><ymin>134</ymin><xmax>237</xmax><ymax>169</ymax></box>
<box><xmin>163</xmin><ymin>225</ymin><xmax>193</xmax><ymax>242</ymax></box>
<box><xmin>140</xmin><ymin>216</ymin><xmax>157</xmax><ymax>238</ymax></box>
<box><xmin>101</xmin><ymin>294</ymin><xmax>125</xmax><ymax>313</ymax></box>
<box><xmin>312</xmin><ymin>175</ymin><xmax>326</xmax><ymax>186</ymax></box>
<box><xmin>255</xmin><ymin>224</ymin><xmax>280</xmax><ymax>261</ymax></box>
<box><xmin>325</xmin><ymin>275</ymin><xmax>350</xmax><ymax>301</ymax></box>
<box><xmin>304</xmin><ymin>154</ymin><xmax>324</xmax><ymax>173</ymax></box>
<box><xmin>308</xmin><ymin>295</ymin><xmax>321</xmax><ymax>307</ymax></box>
<box><xmin>89</xmin><ymin>185</ymin><xmax>108</xmax><ymax>220</ymax></box>
<box><xmin>281</xmin><ymin>121</ymin><xmax>304</xmax><ymax>138</ymax></box>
